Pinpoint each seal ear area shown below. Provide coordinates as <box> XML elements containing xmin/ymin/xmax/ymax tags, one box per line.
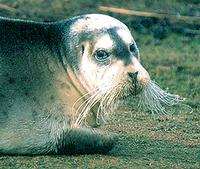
<box><xmin>79</xmin><ymin>42</ymin><xmax>93</xmax><ymax>57</ymax></box>
<box><xmin>81</xmin><ymin>45</ymin><xmax>85</xmax><ymax>56</ymax></box>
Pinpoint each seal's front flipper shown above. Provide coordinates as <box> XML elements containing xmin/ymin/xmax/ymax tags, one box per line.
<box><xmin>57</xmin><ymin>128</ymin><xmax>118</xmax><ymax>155</ymax></box>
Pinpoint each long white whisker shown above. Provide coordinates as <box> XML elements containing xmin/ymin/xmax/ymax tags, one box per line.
<box><xmin>96</xmin><ymin>85</ymin><xmax>122</xmax><ymax>124</ymax></box>
<box><xmin>71</xmin><ymin>91</ymin><xmax>93</xmax><ymax>124</ymax></box>
<box><xmin>73</xmin><ymin>89</ymin><xmax>101</xmax><ymax>126</ymax></box>
<box><xmin>77</xmin><ymin>93</ymin><xmax>101</xmax><ymax>125</ymax></box>
<box><xmin>138</xmin><ymin>80</ymin><xmax>189</xmax><ymax>118</ymax></box>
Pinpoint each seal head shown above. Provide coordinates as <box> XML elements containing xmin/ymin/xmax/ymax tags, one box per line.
<box><xmin>65</xmin><ymin>14</ymin><xmax>151</xmax><ymax>126</ymax></box>
<box><xmin>68</xmin><ymin>14</ymin><xmax>150</xmax><ymax>93</ymax></box>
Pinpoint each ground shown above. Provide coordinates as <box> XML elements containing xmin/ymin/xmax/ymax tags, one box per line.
<box><xmin>0</xmin><ymin>0</ymin><xmax>200</xmax><ymax>168</ymax></box>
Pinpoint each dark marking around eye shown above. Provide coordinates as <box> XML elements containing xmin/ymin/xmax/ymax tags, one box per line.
<box><xmin>95</xmin><ymin>50</ymin><xmax>110</xmax><ymax>61</ymax></box>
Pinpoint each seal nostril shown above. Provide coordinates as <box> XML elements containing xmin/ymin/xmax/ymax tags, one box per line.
<box><xmin>128</xmin><ymin>71</ymin><xmax>138</xmax><ymax>79</ymax></box>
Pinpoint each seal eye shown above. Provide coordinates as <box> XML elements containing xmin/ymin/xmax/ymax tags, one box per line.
<box><xmin>130</xmin><ymin>44</ymin><xmax>137</xmax><ymax>53</ymax></box>
<box><xmin>95</xmin><ymin>50</ymin><xmax>110</xmax><ymax>61</ymax></box>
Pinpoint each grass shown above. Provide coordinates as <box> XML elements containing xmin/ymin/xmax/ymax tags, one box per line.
<box><xmin>0</xmin><ymin>0</ymin><xmax>200</xmax><ymax>168</ymax></box>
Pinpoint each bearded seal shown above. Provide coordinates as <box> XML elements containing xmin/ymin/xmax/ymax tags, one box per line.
<box><xmin>0</xmin><ymin>14</ymin><xmax>183</xmax><ymax>155</ymax></box>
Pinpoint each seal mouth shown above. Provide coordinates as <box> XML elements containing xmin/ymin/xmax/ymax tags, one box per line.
<box><xmin>71</xmin><ymin>79</ymin><xmax>188</xmax><ymax>127</ymax></box>
<box><xmin>117</xmin><ymin>73</ymin><xmax>144</xmax><ymax>99</ymax></box>
<box><xmin>122</xmin><ymin>71</ymin><xmax>146</xmax><ymax>98</ymax></box>
<box><xmin>119</xmin><ymin>81</ymin><xmax>142</xmax><ymax>99</ymax></box>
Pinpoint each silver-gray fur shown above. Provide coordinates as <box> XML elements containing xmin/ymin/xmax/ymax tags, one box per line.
<box><xmin>0</xmin><ymin>15</ymin><xmax>117</xmax><ymax>155</ymax></box>
<box><xmin>0</xmin><ymin>14</ymin><xmax>185</xmax><ymax>155</ymax></box>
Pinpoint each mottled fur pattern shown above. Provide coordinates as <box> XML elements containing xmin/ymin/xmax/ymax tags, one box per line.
<box><xmin>0</xmin><ymin>14</ymin><xmax>185</xmax><ymax>155</ymax></box>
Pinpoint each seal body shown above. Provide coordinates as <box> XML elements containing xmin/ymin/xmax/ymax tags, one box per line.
<box><xmin>0</xmin><ymin>14</ymin><xmax>150</xmax><ymax>155</ymax></box>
